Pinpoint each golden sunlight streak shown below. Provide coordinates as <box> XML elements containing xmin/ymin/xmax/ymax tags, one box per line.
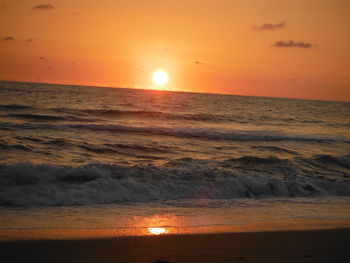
<box><xmin>152</xmin><ymin>70</ymin><xmax>169</xmax><ymax>86</ymax></box>
<box><xmin>130</xmin><ymin>214</ymin><xmax>176</xmax><ymax>235</ymax></box>
<box><xmin>148</xmin><ymin>227</ymin><xmax>168</xmax><ymax>235</ymax></box>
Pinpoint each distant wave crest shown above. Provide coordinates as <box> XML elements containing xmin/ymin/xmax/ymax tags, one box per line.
<box><xmin>70</xmin><ymin>124</ymin><xmax>348</xmax><ymax>143</ymax></box>
<box><xmin>0</xmin><ymin>104</ymin><xmax>33</xmax><ymax>110</ymax></box>
<box><xmin>1</xmin><ymin>122</ymin><xmax>348</xmax><ymax>143</ymax></box>
<box><xmin>2</xmin><ymin>104</ymin><xmax>340</xmax><ymax>125</ymax></box>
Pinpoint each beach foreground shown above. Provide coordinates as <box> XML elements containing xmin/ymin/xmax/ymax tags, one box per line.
<box><xmin>1</xmin><ymin>228</ymin><xmax>349</xmax><ymax>263</ymax></box>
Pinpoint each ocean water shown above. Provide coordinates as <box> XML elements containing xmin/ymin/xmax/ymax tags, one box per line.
<box><xmin>0</xmin><ymin>81</ymin><xmax>349</xmax><ymax>237</ymax></box>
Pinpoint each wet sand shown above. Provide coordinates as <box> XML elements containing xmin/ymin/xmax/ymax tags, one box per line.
<box><xmin>1</xmin><ymin>228</ymin><xmax>349</xmax><ymax>263</ymax></box>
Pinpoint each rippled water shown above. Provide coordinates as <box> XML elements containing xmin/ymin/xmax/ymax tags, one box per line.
<box><xmin>0</xmin><ymin>81</ymin><xmax>349</xmax><ymax>210</ymax></box>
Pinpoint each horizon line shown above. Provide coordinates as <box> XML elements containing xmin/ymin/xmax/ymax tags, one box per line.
<box><xmin>0</xmin><ymin>79</ymin><xmax>348</xmax><ymax>103</ymax></box>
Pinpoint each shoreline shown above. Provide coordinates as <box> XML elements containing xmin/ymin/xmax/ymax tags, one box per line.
<box><xmin>1</xmin><ymin>218</ymin><xmax>350</xmax><ymax>242</ymax></box>
<box><xmin>1</xmin><ymin>228</ymin><xmax>349</xmax><ymax>263</ymax></box>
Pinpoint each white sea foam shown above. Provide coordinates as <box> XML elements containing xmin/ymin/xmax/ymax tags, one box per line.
<box><xmin>1</xmin><ymin>155</ymin><xmax>349</xmax><ymax>207</ymax></box>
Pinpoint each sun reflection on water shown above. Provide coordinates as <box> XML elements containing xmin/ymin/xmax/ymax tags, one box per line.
<box><xmin>132</xmin><ymin>214</ymin><xmax>175</xmax><ymax>235</ymax></box>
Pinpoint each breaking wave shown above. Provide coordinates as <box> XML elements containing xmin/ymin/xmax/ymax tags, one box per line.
<box><xmin>0</xmin><ymin>155</ymin><xmax>349</xmax><ymax>207</ymax></box>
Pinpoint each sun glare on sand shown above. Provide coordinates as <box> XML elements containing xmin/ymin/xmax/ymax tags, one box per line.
<box><xmin>148</xmin><ymin>227</ymin><xmax>167</xmax><ymax>235</ymax></box>
<box><xmin>152</xmin><ymin>70</ymin><xmax>169</xmax><ymax>86</ymax></box>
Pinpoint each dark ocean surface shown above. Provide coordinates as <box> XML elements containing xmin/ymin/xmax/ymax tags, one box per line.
<box><xmin>0</xmin><ymin>81</ymin><xmax>349</xmax><ymax>207</ymax></box>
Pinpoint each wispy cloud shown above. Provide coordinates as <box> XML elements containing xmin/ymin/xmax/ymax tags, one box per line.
<box><xmin>1</xmin><ymin>36</ymin><xmax>15</xmax><ymax>41</ymax></box>
<box><xmin>272</xmin><ymin>40</ymin><xmax>315</xmax><ymax>48</ymax></box>
<box><xmin>32</xmin><ymin>4</ymin><xmax>54</xmax><ymax>11</ymax></box>
<box><xmin>254</xmin><ymin>21</ymin><xmax>286</xmax><ymax>31</ymax></box>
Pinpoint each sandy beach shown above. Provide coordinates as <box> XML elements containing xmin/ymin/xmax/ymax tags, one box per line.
<box><xmin>1</xmin><ymin>228</ymin><xmax>349</xmax><ymax>263</ymax></box>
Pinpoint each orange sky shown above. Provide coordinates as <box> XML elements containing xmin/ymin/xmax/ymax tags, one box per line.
<box><xmin>0</xmin><ymin>0</ymin><xmax>349</xmax><ymax>101</ymax></box>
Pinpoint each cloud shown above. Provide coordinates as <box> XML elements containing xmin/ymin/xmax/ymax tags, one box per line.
<box><xmin>32</xmin><ymin>4</ymin><xmax>54</xmax><ymax>11</ymax></box>
<box><xmin>38</xmin><ymin>56</ymin><xmax>46</xmax><ymax>60</ymax></box>
<box><xmin>272</xmin><ymin>40</ymin><xmax>315</xmax><ymax>48</ymax></box>
<box><xmin>195</xmin><ymin>60</ymin><xmax>207</xmax><ymax>65</ymax></box>
<box><xmin>1</xmin><ymin>36</ymin><xmax>15</xmax><ymax>41</ymax></box>
<box><xmin>254</xmin><ymin>21</ymin><xmax>286</xmax><ymax>31</ymax></box>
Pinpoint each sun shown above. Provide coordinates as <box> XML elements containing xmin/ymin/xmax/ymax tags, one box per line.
<box><xmin>148</xmin><ymin>227</ymin><xmax>167</xmax><ymax>235</ymax></box>
<box><xmin>152</xmin><ymin>70</ymin><xmax>169</xmax><ymax>86</ymax></box>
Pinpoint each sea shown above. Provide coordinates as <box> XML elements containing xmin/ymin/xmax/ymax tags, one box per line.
<box><xmin>0</xmin><ymin>81</ymin><xmax>349</xmax><ymax>238</ymax></box>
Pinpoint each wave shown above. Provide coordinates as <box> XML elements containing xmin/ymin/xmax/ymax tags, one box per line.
<box><xmin>102</xmin><ymin>143</ymin><xmax>175</xmax><ymax>153</ymax></box>
<box><xmin>50</xmin><ymin>107</ymin><xmax>233</xmax><ymax>123</ymax></box>
<box><xmin>1</xmin><ymin>122</ymin><xmax>348</xmax><ymax>143</ymax></box>
<box><xmin>0</xmin><ymin>104</ymin><xmax>33</xmax><ymax>110</ymax></box>
<box><xmin>3</xmin><ymin>113</ymin><xmax>101</xmax><ymax>123</ymax></box>
<box><xmin>2</xmin><ymin>104</ymin><xmax>347</xmax><ymax>127</ymax></box>
<box><xmin>252</xmin><ymin>146</ymin><xmax>299</xmax><ymax>155</ymax></box>
<box><xmin>8</xmin><ymin>113</ymin><xmax>67</xmax><ymax>121</ymax></box>
<box><xmin>0</xmin><ymin>141</ymin><xmax>32</xmax><ymax>151</ymax></box>
<box><xmin>3</xmin><ymin>136</ymin><xmax>176</xmax><ymax>155</ymax></box>
<box><xmin>53</xmin><ymin>108</ymin><xmax>336</xmax><ymax>125</ymax></box>
<box><xmin>70</xmin><ymin>123</ymin><xmax>348</xmax><ymax>143</ymax></box>
<box><xmin>0</xmin><ymin>155</ymin><xmax>349</xmax><ymax>207</ymax></box>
